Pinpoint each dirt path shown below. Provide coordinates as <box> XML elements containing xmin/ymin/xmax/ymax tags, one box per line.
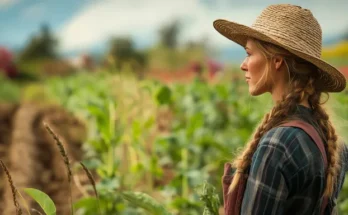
<box><xmin>0</xmin><ymin>103</ymin><xmax>87</xmax><ymax>214</ymax></box>
<box><xmin>0</xmin><ymin>104</ymin><xmax>19</xmax><ymax>213</ymax></box>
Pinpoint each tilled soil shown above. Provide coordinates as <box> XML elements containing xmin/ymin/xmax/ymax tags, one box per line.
<box><xmin>0</xmin><ymin>103</ymin><xmax>88</xmax><ymax>214</ymax></box>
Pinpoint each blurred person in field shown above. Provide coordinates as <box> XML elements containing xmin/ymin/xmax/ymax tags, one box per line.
<box><xmin>207</xmin><ymin>58</ymin><xmax>224</xmax><ymax>80</ymax></box>
<box><xmin>190</xmin><ymin>60</ymin><xmax>204</xmax><ymax>81</ymax></box>
<box><xmin>214</xmin><ymin>4</ymin><xmax>348</xmax><ymax>215</ymax></box>
<box><xmin>189</xmin><ymin>59</ymin><xmax>224</xmax><ymax>82</ymax></box>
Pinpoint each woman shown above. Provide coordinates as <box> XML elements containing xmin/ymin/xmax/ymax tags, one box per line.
<box><xmin>213</xmin><ymin>4</ymin><xmax>348</xmax><ymax>215</ymax></box>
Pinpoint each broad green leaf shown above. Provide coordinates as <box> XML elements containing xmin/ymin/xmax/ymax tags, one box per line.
<box><xmin>121</xmin><ymin>191</ymin><xmax>172</xmax><ymax>215</ymax></box>
<box><xmin>23</xmin><ymin>188</ymin><xmax>56</xmax><ymax>215</ymax></box>
<box><xmin>155</xmin><ymin>85</ymin><xmax>172</xmax><ymax>105</ymax></box>
<box><xmin>74</xmin><ymin>197</ymin><xmax>98</xmax><ymax>211</ymax></box>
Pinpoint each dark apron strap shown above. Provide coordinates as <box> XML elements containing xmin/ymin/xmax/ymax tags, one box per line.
<box><xmin>279</xmin><ymin>120</ymin><xmax>328</xmax><ymax>214</ymax></box>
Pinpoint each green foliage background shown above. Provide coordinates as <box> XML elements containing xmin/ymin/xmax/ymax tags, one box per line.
<box><xmin>5</xmin><ymin>68</ymin><xmax>344</xmax><ymax>214</ymax></box>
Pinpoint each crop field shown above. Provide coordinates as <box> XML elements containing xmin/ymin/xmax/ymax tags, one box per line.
<box><xmin>0</xmin><ymin>68</ymin><xmax>347</xmax><ymax>215</ymax></box>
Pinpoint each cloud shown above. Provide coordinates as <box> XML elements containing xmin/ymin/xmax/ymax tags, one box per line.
<box><xmin>58</xmin><ymin>0</ymin><xmax>348</xmax><ymax>52</ymax></box>
<box><xmin>0</xmin><ymin>0</ymin><xmax>19</xmax><ymax>10</ymax></box>
<box><xmin>57</xmin><ymin>0</ymin><xmax>246</xmax><ymax>52</ymax></box>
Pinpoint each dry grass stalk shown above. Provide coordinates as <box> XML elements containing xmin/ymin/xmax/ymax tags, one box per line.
<box><xmin>80</xmin><ymin>162</ymin><xmax>101</xmax><ymax>215</ymax></box>
<box><xmin>44</xmin><ymin>123</ymin><xmax>72</xmax><ymax>181</ymax></box>
<box><xmin>0</xmin><ymin>160</ymin><xmax>22</xmax><ymax>215</ymax></box>
<box><xmin>43</xmin><ymin>122</ymin><xmax>74</xmax><ymax>215</ymax></box>
<box><xmin>80</xmin><ymin>162</ymin><xmax>98</xmax><ymax>198</ymax></box>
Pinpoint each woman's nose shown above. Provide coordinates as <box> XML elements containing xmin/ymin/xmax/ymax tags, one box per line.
<box><xmin>240</xmin><ymin>58</ymin><xmax>247</xmax><ymax>71</ymax></box>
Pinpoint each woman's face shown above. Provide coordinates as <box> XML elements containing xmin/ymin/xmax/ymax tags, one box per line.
<box><xmin>240</xmin><ymin>39</ymin><xmax>270</xmax><ymax>96</ymax></box>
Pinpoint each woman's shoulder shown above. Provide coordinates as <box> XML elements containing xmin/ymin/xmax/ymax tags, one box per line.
<box><xmin>258</xmin><ymin>126</ymin><xmax>320</xmax><ymax>160</ymax></box>
<box><xmin>260</xmin><ymin>126</ymin><xmax>312</xmax><ymax>147</ymax></box>
<box><xmin>257</xmin><ymin>126</ymin><xmax>323</xmax><ymax>173</ymax></box>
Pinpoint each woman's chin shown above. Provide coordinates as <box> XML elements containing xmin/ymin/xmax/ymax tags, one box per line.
<box><xmin>249</xmin><ymin>87</ymin><xmax>264</xmax><ymax>96</ymax></box>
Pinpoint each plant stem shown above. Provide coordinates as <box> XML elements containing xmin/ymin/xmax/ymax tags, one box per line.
<box><xmin>17</xmin><ymin>190</ymin><xmax>31</xmax><ymax>215</ymax></box>
<box><xmin>69</xmin><ymin>181</ymin><xmax>74</xmax><ymax>215</ymax></box>
<box><xmin>182</xmin><ymin>148</ymin><xmax>189</xmax><ymax>198</ymax></box>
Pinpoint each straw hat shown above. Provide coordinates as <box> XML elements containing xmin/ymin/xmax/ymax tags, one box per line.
<box><xmin>213</xmin><ymin>4</ymin><xmax>346</xmax><ymax>92</ymax></box>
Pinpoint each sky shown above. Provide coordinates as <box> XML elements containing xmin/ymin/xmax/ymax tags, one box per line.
<box><xmin>0</xmin><ymin>0</ymin><xmax>348</xmax><ymax>62</ymax></box>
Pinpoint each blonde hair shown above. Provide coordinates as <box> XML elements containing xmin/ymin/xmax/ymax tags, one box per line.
<box><xmin>229</xmin><ymin>38</ymin><xmax>342</xmax><ymax>198</ymax></box>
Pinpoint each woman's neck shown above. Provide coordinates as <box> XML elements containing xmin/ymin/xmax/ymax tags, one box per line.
<box><xmin>271</xmin><ymin>89</ymin><xmax>311</xmax><ymax>109</ymax></box>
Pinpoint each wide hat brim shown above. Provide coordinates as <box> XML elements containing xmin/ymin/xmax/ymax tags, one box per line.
<box><xmin>213</xmin><ymin>19</ymin><xmax>347</xmax><ymax>92</ymax></box>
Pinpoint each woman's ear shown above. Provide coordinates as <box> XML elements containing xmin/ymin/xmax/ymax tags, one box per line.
<box><xmin>273</xmin><ymin>56</ymin><xmax>284</xmax><ymax>71</ymax></box>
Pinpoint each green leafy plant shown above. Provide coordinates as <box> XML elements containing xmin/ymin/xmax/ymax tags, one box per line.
<box><xmin>199</xmin><ymin>181</ymin><xmax>221</xmax><ymax>215</ymax></box>
<box><xmin>121</xmin><ymin>191</ymin><xmax>172</xmax><ymax>215</ymax></box>
<box><xmin>23</xmin><ymin>188</ymin><xmax>56</xmax><ymax>215</ymax></box>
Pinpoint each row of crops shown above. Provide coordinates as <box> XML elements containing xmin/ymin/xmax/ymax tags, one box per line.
<box><xmin>44</xmin><ymin>71</ymin><xmax>271</xmax><ymax>214</ymax></box>
<box><xmin>2</xmin><ymin>69</ymin><xmax>347</xmax><ymax>214</ymax></box>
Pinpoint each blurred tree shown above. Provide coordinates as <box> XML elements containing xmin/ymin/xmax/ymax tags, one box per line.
<box><xmin>184</xmin><ymin>37</ymin><xmax>209</xmax><ymax>59</ymax></box>
<box><xmin>344</xmin><ymin>29</ymin><xmax>348</xmax><ymax>40</ymax></box>
<box><xmin>19</xmin><ymin>24</ymin><xmax>58</xmax><ymax>61</ymax></box>
<box><xmin>107</xmin><ymin>36</ymin><xmax>148</xmax><ymax>74</ymax></box>
<box><xmin>109</xmin><ymin>37</ymin><xmax>136</xmax><ymax>64</ymax></box>
<box><xmin>159</xmin><ymin>20</ymin><xmax>181</xmax><ymax>49</ymax></box>
<box><xmin>185</xmin><ymin>36</ymin><xmax>209</xmax><ymax>51</ymax></box>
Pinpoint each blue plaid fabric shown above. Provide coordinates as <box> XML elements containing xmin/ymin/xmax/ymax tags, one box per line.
<box><xmin>240</xmin><ymin>105</ymin><xmax>348</xmax><ymax>215</ymax></box>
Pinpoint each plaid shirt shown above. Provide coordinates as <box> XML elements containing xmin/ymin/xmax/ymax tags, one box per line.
<box><xmin>241</xmin><ymin>105</ymin><xmax>348</xmax><ymax>215</ymax></box>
